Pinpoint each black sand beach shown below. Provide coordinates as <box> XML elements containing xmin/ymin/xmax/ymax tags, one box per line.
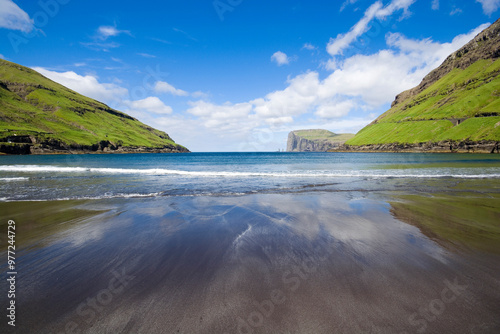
<box><xmin>1</xmin><ymin>184</ymin><xmax>499</xmax><ymax>334</ymax></box>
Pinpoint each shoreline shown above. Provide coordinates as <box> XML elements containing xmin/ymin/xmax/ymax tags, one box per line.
<box><xmin>328</xmin><ymin>140</ymin><xmax>500</xmax><ymax>154</ymax></box>
<box><xmin>0</xmin><ymin>145</ymin><xmax>190</xmax><ymax>155</ymax></box>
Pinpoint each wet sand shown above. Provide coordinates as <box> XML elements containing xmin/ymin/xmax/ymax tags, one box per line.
<box><xmin>1</xmin><ymin>190</ymin><xmax>500</xmax><ymax>334</ymax></box>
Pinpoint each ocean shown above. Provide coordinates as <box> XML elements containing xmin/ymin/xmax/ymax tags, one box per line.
<box><xmin>1</xmin><ymin>152</ymin><xmax>500</xmax><ymax>333</ymax></box>
<box><xmin>1</xmin><ymin>152</ymin><xmax>500</xmax><ymax>201</ymax></box>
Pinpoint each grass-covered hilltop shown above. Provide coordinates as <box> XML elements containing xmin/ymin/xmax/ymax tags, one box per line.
<box><xmin>337</xmin><ymin>18</ymin><xmax>500</xmax><ymax>153</ymax></box>
<box><xmin>287</xmin><ymin>129</ymin><xmax>354</xmax><ymax>152</ymax></box>
<box><xmin>0</xmin><ymin>59</ymin><xmax>189</xmax><ymax>154</ymax></box>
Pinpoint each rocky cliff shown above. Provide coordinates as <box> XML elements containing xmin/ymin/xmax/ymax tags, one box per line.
<box><xmin>287</xmin><ymin>130</ymin><xmax>354</xmax><ymax>152</ymax></box>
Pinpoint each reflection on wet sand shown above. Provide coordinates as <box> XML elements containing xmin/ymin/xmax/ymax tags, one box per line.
<box><xmin>0</xmin><ymin>200</ymin><xmax>111</xmax><ymax>249</ymax></box>
<box><xmin>389</xmin><ymin>192</ymin><xmax>500</xmax><ymax>254</ymax></box>
<box><xmin>1</xmin><ymin>192</ymin><xmax>499</xmax><ymax>334</ymax></box>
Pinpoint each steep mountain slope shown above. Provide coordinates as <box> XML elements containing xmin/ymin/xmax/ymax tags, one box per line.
<box><xmin>0</xmin><ymin>59</ymin><xmax>189</xmax><ymax>154</ymax></box>
<box><xmin>287</xmin><ymin>129</ymin><xmax>354</xmax><ymax>152</ymax></box>
<box><xmin>344</xmin><ymin>19</ymin><xmax>500</xmax><ymax>153</ymax></box>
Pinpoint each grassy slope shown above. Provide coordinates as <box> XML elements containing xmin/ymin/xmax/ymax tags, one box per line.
<box><xmin>347</xmin><ymin>59</ymin><xmax>500</xmax><ymax>146</ymax></box>
<box><xmin>294</xmin><ymin>129</ymin><xmax>354</xmax><ymax>142</ymax></box>
<box><xmin>0</xmin><ymin>59</ymin><xmax>187</xmax><ymax>150</ymax></box>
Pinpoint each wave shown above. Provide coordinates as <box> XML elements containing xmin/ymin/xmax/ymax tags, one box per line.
<box><xmin>0</xmin><ymin>192</ymin><xmax>165</xmax><ymax>202</ymax></box>
<box><xmin>0</xmin><ymin>191</ymin><xmax>253</xmax><ymax>202</ymax></box>
<box><xmin>1</xmin><ymin>165</ymin><xmax>500</xmax><ymax>179</ymax></box>
<box><xmin>0</xmin><ymin>177</ymin><xmax>29</xmax><ymax>181</ymax></box>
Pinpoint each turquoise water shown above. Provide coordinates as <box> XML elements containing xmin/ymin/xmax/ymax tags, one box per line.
<box><xmin>1</xmin><ymin>152</ymin><xmax>500</xmax><ymax>201</ymax></box>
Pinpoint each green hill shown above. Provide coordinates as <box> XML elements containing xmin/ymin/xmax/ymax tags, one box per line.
<box><xmin>0</xmin><ymin>59</ymin><xmax>189</xmax><ymax>154</ymax></box>
<box><xmin>287</xmin><ymin>129</ymin><xmax>354</xmax><ymax>152</ymax></box>
<box><xmin>344</xmin><ymin>18</ymin><xmax>500</xmax><ymax>153</ymax></box>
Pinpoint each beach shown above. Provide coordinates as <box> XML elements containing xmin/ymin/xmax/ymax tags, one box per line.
<box><xmin>1</xmin><ymin>191</ymin><xmax>499</xmax><ymax>333</ymax></box>
<box><xmin>1</xmin><ymin>153</ymin><xmax>500</xmax><ymax>333</ymax></box>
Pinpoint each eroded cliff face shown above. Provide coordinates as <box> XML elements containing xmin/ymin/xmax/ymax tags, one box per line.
<box><xmin>286</xmin><ymin>130</ymin><xmax>353</xmax><ymax>152</ymax></box>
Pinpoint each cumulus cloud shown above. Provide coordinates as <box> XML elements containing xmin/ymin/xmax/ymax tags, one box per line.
<box><xmin>173</xmin><ymin>22</ymin><xmax>487</xmax><ymax>150</ymax></box>
<box><xmin>187</xmin><ymin>100</ymin><xmax>253</xmax><ymax>131</ymax></box>
<box><xmin>127</xmin><ymin>97</ymin><xmax>172</xmax><ymax>115</ymax></box>
<box><xmin>253</xmin><ymin>72</ymin><xmax>319</xmax><ymax>118</ymax></box>
<box><xmin>327</xmin><ymin>0</ymin><xmax>416</xmax><ymax>58</ymax></box>
<box><xmin>154</xmin><ymin>81</ymin><xmax>189</xmax><ymax>96</ymax></box>
<box><xmin>32</xmin><ymin>67</ymin><xmax>128</xmax><ymax>104</ymax></box>
<box><xmin>271</xmin><ymin>51</ymin><xmax>290</xmax><ymax>66</ymax></box>
<box><xmin>476</xmin><ymin>0</ymin><xmax>500</xmax><ymax>15</ymax></box>
<box><xmin>315</xmin><ymin>99</ymin><xmax>357</xmax><ymax>119</ymax></box>
<box><xmin>0</xmin><ymin>0</ymin><xmax>33</xmax><ymax>32</ymax></box>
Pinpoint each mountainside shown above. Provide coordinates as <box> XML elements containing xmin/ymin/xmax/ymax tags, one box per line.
<box><xmin>343</xmin><ymin>18</ymin><xmax>500</xmax><ymax>153</ymax></box>
<box><xmin>287</xmin><ymin>129</ymin><xmax>354</xmax><ymax>152</ymax></box>
<box><xmin>0</xmin><ymin>59</ymin><xmax>189</xmax><ymax>154</ymax></box>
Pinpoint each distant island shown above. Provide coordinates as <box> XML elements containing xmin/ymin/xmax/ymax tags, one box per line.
<box><xmin>331</xmin><ymin>18</ymin><xmax>500</xmax><ymax>153</ymax></box>
<box><xmin>0</xmin><ymin>59</ymin><xmax>189</xmax><ymax>155</ymax></box>
<box><xmin>286</xmin><ymin>129</ymin><xmax>354</xmax><ymax>152</ymax></box>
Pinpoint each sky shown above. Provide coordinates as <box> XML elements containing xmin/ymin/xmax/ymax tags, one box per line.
<box><xmin>0</xmin><ymin>0</ymin><xmax>499</xmax><ymax>151</ymax></box>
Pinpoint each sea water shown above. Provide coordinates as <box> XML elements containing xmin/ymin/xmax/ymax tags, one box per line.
<box><xmin>1</xmin><ymin>152</ymin><xmax>500</xmax><ymax>201</ymax></box>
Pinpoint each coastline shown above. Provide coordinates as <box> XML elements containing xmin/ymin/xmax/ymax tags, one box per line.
<box><xmin>328</xmin><ymin>140</ymin><xmax>500</xmax><ymax>154</ymax></box>
<box><xmin>0</xmin><ymin>143</ymin><xmax>190</xmax><ymax>155</ymax></box>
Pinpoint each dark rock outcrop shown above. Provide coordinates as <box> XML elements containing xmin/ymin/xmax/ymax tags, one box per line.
<box><xmin>0</xmin><ymin>138</ymin><xmax>189</xmax><ymax>155</ymax></box>
<box><xmin>330</xmin><ymin>140</ymin><xmax>500</xmax><ymax>154</ymax></box>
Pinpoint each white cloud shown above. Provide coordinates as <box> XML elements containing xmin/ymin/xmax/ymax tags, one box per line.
<box><xmin>302</xmin><ymin>43</ymin><xmax>317</xmax><ymax>51</ymax></box>
<box><xmin>137</xmin><ymin>53</ymin><xmax>156</xmax><ymax>58</ymax></box>
<box><xmin>476</xmin><ymin>0</ymin><xmax>500</xmax><ymax>15</ymax></box>
<box><xmin>154</xmin><ymin>81</ymin><xmax>189</xmax><ymax>96</ymax></box>
<box><xmin>323</xmin><ymin>23</ymin><xmax>489</xmax><ymax>106</ymax></box>
<box><xmin>187</xmin><ymin>100</ymin><xmax>253</xmax><ymax>130</ymax></box>
<box><xmin>0</xmin><ymin>54</ymin><xmax>5</xmax><ymax>59</ymax></box>
<box><xmin>0</xmin><ymin>0</ymin><xmax>33</xmax><ymax>32</ymax></box>
<box><xmin>327</xmin><ymin>0</ymin><xmax>416</xmax><ymax>58</ymax></box>
<box><xmin>271</xmin><ymin>51</ymin><xmax>290</xmax><ymax>66</ymax></box>
<box><xmin>81</xmin><ymin>41</ymin><xmax>121</xmax><ymax>52</ymax></box>
<box><xmin>340</xmin><ymin>0</ymin><xmax>360</xmax><ymax>12</ymax></box>
<box><xmin>32</xmin><ymin>67</ymin><xmax>128</xmax><ymax>104</ymax></box>
<box><xmin>253</xmin><ymin>72</ymin><xmax>319</xmax><ymax>118</ymax></box>
<box><xmin>450</xmin><ymin>7</ymin><xmax>463</xmax><ymax>15</ymax></box>
<box><xmin>97</xmin><ymin>26</ymin><xmax>130</xmax><ymax>40</ymax></box>
<box><xmin>315</xmin><ymin>99</ymin><xmax>357</xmax><ymax>119</ymax></box>
<box><xmin>191</xmin><ymin>91</ymin><xmax>210</xmax><ymax>99</ymax></box>
<box><xmin>127</xmin><ymin>97</ymin><xmax>172</xmax><ymax>115</ymax></box>
<box><xmin>307</xmin><ymin>116</ymin><xmax>377</xmax><ymax>135</ymax></box>
<box><xmin>166</xmin><ymin>23</ymin><xmax>488</xmax><ymax>151</ymax></box>
<box><xmin>432</xmin><ymin>0</ymin><xmax>439</xmax><ymax>10</ymax></box>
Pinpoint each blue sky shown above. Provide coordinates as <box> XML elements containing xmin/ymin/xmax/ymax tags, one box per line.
<box><xmin>0</xmin><ymin>0</ymin><xmax>498</xmax><ymax>151</ymax></box>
